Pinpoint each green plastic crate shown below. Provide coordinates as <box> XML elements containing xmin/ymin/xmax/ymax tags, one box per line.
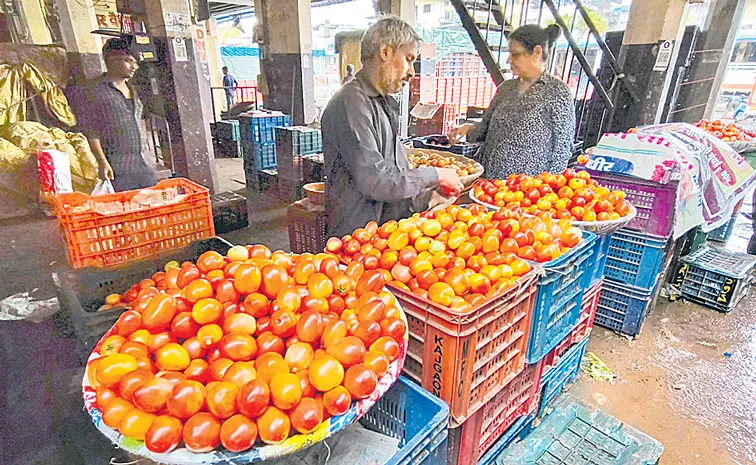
<box><xmin>490</xmin><ymin>395</ymin><xmax>663</xmax><ymax>465</ymax></box>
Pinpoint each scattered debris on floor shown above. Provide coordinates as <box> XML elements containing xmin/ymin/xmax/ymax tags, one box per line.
<box><xmin>0</xmin><ymin>292</ymin><xmax>58</xmax><ymax>322</ymax></box>
<box><xmin>582</xmin><ymin>352</ymin><xmax>615</xmax><ymax>381</ymax></box>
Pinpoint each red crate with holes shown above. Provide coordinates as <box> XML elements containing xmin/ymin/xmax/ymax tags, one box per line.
<box><xmin>395</xmin><ymin>272</ymin><xmax>537</xmax><ymax>424</ymax></box>
<box><xmin>447</xmin><ymin>361</ymin><xmax>543</xmax><ymax>465</ymax></box>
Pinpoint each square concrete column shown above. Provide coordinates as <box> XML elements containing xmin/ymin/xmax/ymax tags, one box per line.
<box><xmin>612</xmin><ymin>0</ymin><xmax>689</xmax><ymax>127</ymax></box>
<box><xmin>673</xmin><ymin>0</ymin><xmax>748</xmax><ymax>121</ymax></box>
<box><xmin>376</xmin><ymin>0</ymin><xmax>415</xmax><ymax>24</ymax></box>
<box><xmin>257</xmin><ymin>0</ymin><xmax>316</xmax><ymax>125</ymax></box>
<box><xmin>143</xmin><ymin>0</ymin><xmax>218</xmax><ymax>192</ymax></box>
<box><xmin>54</xmin><ymin>0</ymin><xmax>104</xmax><ymax>86</ymax></box>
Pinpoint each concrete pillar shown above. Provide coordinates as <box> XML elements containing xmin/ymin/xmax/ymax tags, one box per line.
<box><xmin>143</xmin><ymin>0</ymin><xmax>218</xmax><ymax>192</ymax></box>
<box><xmin>376</xmin><ymin>0</ymin><xmax>415</xmax><ymax>24</ymax></box>
<box><xmin>673</xmin><ymin>0</ymin><xmax>747</xmax><ymax>122</ymax></box>
<box><xmin>257</xmin><ymin>0</ymin><xmax>316</xmax><ymax>125</ymax></box>
<box><xmin>54</xmin><ymin>0</ymin><xmax>105</xmax><ymax>86</ymax></box>
<box><xmin>19</xmin><ymin>0</ymin><xmax>52</xmax><ymax>44</ymax></box>
<box><xmin>205</xmin><ymin>18</ymin><xmax>225</xmax><ymax>121</ymax></box>
<box><xmin>615</xmin><ymin>0</ymin><xmax>689</xmax><ymax>127</ymax></box>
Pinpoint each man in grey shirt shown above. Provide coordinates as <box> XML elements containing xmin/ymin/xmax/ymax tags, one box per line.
<box><xmin>322</xmin><ymin>17</ymin><xmax>462</xmax><ymax>237</ymax></box>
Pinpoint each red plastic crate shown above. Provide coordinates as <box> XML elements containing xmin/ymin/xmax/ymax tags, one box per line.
<box><xmin>573</xmin><ymin>278</ymin><xmax>602</xmax><ymax>344</ymax></box>
<box><xmin>53</xmin><ymin>178</ymin><xmax>214</xmax><ymax>269</ymax></box>
<box><xmin>396</xmin><ymin>272</ymin><xmax>538</xmax><ymax>424</ymax></box>
<box><xmin>448</xmin><ymin>361</ymin><xmax>543</xmax><ymax>465</ymax></box>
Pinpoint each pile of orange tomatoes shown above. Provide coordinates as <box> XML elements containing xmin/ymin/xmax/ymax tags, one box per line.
<box><xmin>473</xmin><ymin>169</ymin><xmax>634</xmax><ymax>222</ymax></box>
<box><xmin>693</xmin><ymin>119</ymin><xmax>755</xmax><ymax>143</ymax></box>
<box><xmin>325</xmin><ymin>204</ymin><xmax>585</xmax><ymax>313</ymax></box>
<box><xmin>87</xmin><ymin>245</ymin><xmax>405</xmax><ymax>454</ymax></box>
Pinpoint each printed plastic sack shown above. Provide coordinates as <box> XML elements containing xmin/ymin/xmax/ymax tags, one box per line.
<box><xmin>37</xmin><ymin>149</ymin><xmax>72</xmax><ymax>197</ymax></box>
<box><xmin>91</xmin><ymin>179</ymin><xmax>115</xmax><ymax>196</ymax></box>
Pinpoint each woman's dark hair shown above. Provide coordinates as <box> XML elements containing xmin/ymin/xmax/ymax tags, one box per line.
<box><xmin>509</xmin><ymin>24</ymin><xmax>561</xmax><ymax>61</ymax></box>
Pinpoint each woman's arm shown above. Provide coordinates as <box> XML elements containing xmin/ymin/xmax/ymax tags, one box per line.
<box><xmin>550</xmin><ymin>85</ymin><xmax>576</xmax><ymax>170</ymax></box>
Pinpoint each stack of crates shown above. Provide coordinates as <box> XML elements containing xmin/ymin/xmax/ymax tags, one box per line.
<box><xmin>276</xmin><ymin>126</ymin><xmax>322</xmax><ymax>204</ymax></box>
<box><xmin>577</xmin><ymin>169</ymin><xmax>679</xmax><ymax>337</ymax></box>
<box><xmin>415</xmin><ymin>103</ymin><xmax>459</xmax><ymax>137</ymax></box>
<box><xmin>275</xmin><ymin>126</ymin><xmax>323</xmax><ymax>181</ymax></box>
<box><xmin>212</xmin><ymin>119</ymin><xmax>241</xmax><ymax>158</ymax></box>
<box><xmin>238</xmin><ymin>112</ymin><xmax>291</xmax><ymax>187</ymax></box>
<box><xmin>388</xmin><ymin>228</ymin><xmax>602</xmax><ymax>465</ymax></box>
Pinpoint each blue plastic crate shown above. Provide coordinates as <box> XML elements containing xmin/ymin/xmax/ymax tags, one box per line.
<box><xmin>583</xmin><ymin>233</ymin><xmax>612</xmax><ymax>288</ymax></box>
<box><xmin>526</xmin><ymin>231</ymin><xmax>596</xmax><ymax>363</ymax></box>
<box><xmin>604</xmin><ymin>229</ymin><xmax>668</xmax><ymax>291</ymax></box>
<box><xmin>491</xmin><ymin>395</ymin><xmax>663</xmax><ymax>465</ymax></box>
<box><xmin>239</xmin><ymin>114</ymin><xmax>291</xmax><ymax>144</ymax></box>
<box><xmin>595</xmin><ymin>279</ymin><xmax>658</xmax><ymax>337</ymax></box>
<box><xmin>242</xmin><ymin>140</ymin><xmax>277</xmax><ymax>172</ymax></box>
<box><xmin>360</xmin><ymin>377</ymin><xmax>450</xmax><ymax>465</ymax></box>
<box><xmin>477</xmin><ymin>414</ymin><xmax>535</xmax><ymax>465</ymax></box>
<box><xmin>538</xmin><ymin>337</ymin><xmax>589</xmax><ymax>419</ymax></box>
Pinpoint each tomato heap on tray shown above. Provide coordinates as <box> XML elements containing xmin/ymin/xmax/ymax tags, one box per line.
<box><xmin>473</xmin><ymin>169</ymin><xmax>634</xmax><ymax>222</ymax></box>
<box><xmin>693</xmin><ymin>119</ymin><xmax>755</xmax><ymax>142</ymax></box>
<box><xmin>325</xmin><ymin>205</ymin><xmax>584</xmax><ymax>313</ymax></box>
<box><xmin>86</xmin><ymin>245</ymin><xmax>405</xmax><ymax>455</ymax></box>
<box><xmin>408</xmin><ymin>150</ymin><xmax>477</xmax><ymax>177</ymax></box>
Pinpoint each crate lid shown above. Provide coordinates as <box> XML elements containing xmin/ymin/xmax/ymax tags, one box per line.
<box><xmin>681</xmin><ymin>244</ymin><xmax>756</xmax><ymax>279</ymax></box>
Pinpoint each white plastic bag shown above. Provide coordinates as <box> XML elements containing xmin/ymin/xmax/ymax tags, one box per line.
<box><xmin>91</xmin><ymin>179</ymin><xmax>114</xmax><ymax>196</ymax></box>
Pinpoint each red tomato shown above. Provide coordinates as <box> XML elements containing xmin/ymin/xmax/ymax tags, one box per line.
<box><xmin>289</xmin><ymin>398</ymin><xmax>324</xmax><ymax>434</ymax></box>
<box><xmin>144</xmin><ymin>414</ymin><xmax>183</xmax><ymax>453</ymax></box>
<box><xmin>237</xmin><ymin>378</ymin><xmax>271</xmax><ymax>418</ymax></box>
<box><xmin>183</xmin><ymin>412</ymin><xmax>221</xmax><ymax>453</ymax></box>
<box><xmin>206</xmin><ymin>381</ymin><xmax>239</xmax><ymax>419</ymax></box>
<box><xmin>257</xmin><ymin>406</ymin><xmax>290</xmax><ymax>445</ymax></box>
<box><xmin>323</xmin><ymin>385</ymin><xmax>352</xmax><ymax>416</ymax></box>
<box><xmin>355</xmin><ymin>270</ymin><xmax>386</xmax><ymax>297</ymax></box>
<box><xmin>141</xmin><ymin>294</ymin><xmax>178</xmax><ymax>333</ymax></box>
<box><xmin>261</xmin><ymin>265</ymin><xmax>289</xmax><ymax>299</ymax></box>
<box><xmin>220</xmin><ymin>414</ymin><xmax>258</xmax><ymax>452</ymax></box>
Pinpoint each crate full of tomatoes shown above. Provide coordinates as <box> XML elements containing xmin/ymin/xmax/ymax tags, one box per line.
<box><xmin>82</xmin><ymin>244</ymin><xmax>411</xmax><ymax>462</ymax></box>
<box><xmin>325</xmin><ymin>204</ymin><xmax>590</xmax><ymax>423</ymax></box>
<box><xmin>471</xmin><ymin>169</ymin><xmax>635</xmax><ymax>224</ymax></box>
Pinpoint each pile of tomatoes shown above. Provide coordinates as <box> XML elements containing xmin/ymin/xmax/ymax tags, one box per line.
<box><xmin>86</xmin><ymin>245</ymin><xmax>405</xmax><ymax>455</ymax></box>
<box><xmin>473</xmin><ymin>169</ymin><xmax>634</xmax><ymax>222</ymax></box>
<box><xmin>693</xmin><ymin>120</ymin><xmax>755</xmax><ymax>142</ymax></box>
<box><xmin>325</xmin><ymin>205</ymin><xmax>585</xmax><ymax>313</ymax></box>
<box><xmin>408</xmin><ymin>150</ymin><xmax>477</xmax><ymax>178</ymax></box>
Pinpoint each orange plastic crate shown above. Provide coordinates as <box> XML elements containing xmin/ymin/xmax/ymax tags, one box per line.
<box><xmin>447</xmin><ymin>360</ymin><xmax>542</xmax><ymax>465</ymax></box>
<box><xmin>396</xmin><ymin>272</ymin><xmax>537</xmax><ymax>424</ymax></box>
<box><xmin>53</xmin><ymin>178</ymin><xmax>214</xmax><ymax>269</ymax></box>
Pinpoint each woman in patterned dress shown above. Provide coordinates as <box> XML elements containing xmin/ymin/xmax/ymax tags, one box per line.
<box><xmin>449</xmin><ymin>24</ymin><xmax>576</xmax><ymax>179</ymax></box>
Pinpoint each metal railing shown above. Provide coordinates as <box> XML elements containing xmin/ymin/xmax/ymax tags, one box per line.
<box><xmin>209</xmin><ymin>85</ymin><xmax>262</xmax><ymax>123</ymax></box>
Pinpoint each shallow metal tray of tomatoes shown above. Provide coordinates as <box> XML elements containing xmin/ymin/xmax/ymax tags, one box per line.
<box><xmin>727</xmin><ymin>140</ymin><xmax>756</xmax><ymax>154</ymax></box>
<box><xmin>82</xmin><ymin>299</ymin><xmax>409</xmax><ymax>464</ymax></box>
<box><xmin>469</xmin><ymin>190</ymin><xmax>638</xmax><ymax>235</ymax></box>
<box><xmin>407</xmin><ymin>148</ymin><xmax>484</xmax><ymax>187</ymax></box>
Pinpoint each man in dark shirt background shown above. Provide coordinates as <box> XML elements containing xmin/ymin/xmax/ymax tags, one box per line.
<box><xmin>322</xmin><ymin>16</ymin><xmax>462</xmax><ymax>237</ymax></box>
<box><xmin>222</xmin><ymin>66</ymin><xmax>238</xmax><ymax>112</ymax></box>
<box><xmin>78</xmin><ymin>38</ymin><xmax>155</xmax><ymax>192</ymax></box>
<box><xmin>342</xmin><ymin>64</ymin><xmax>355</xmax><ymax>85</ymax></box>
